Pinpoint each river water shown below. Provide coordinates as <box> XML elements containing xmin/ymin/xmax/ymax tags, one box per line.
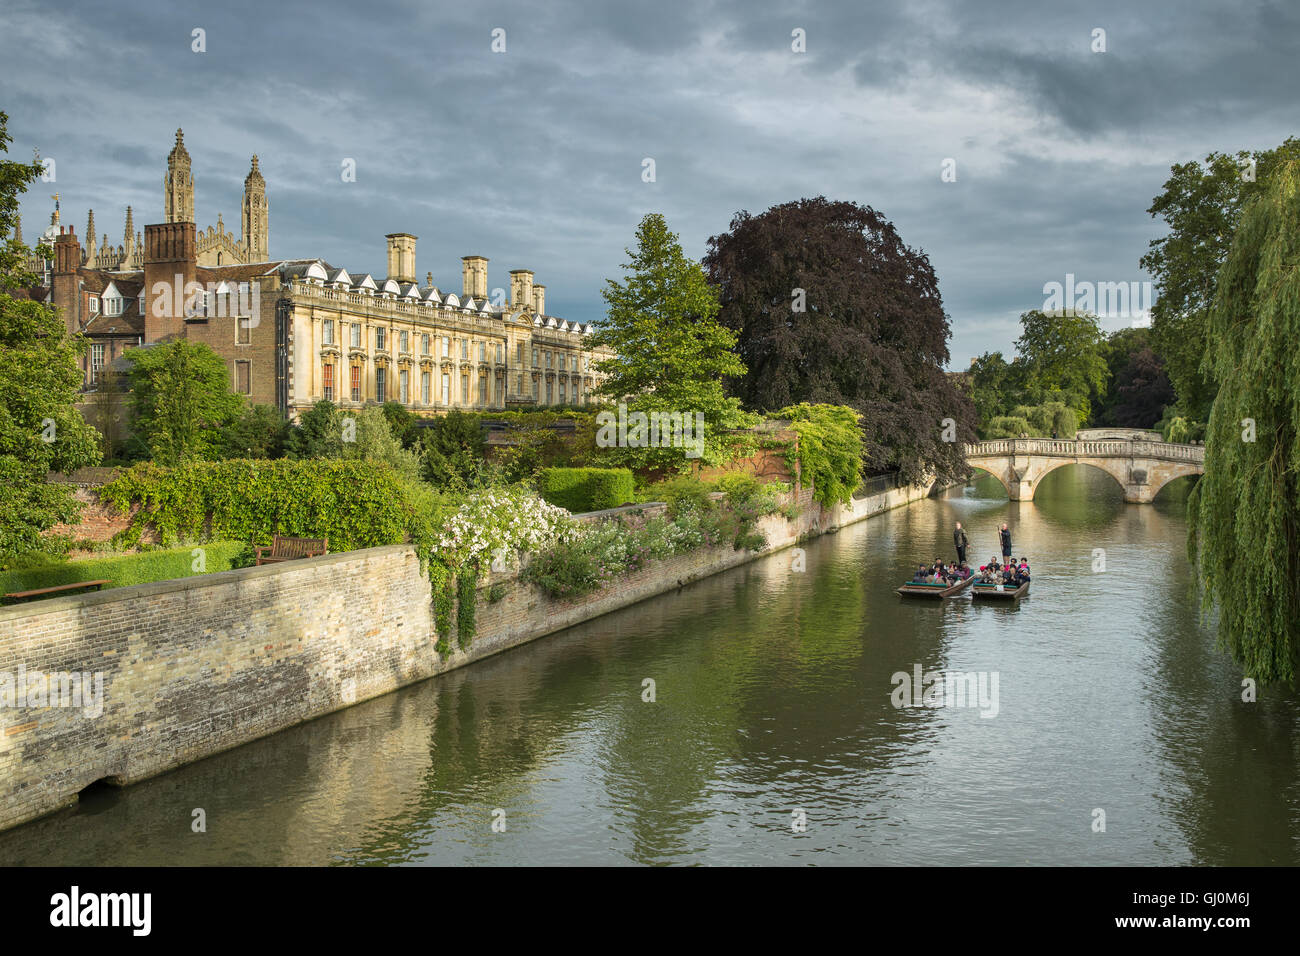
<box><xmin>2</xmin><ymin>467</ymin><xmax>1297</xmax><ymax>866</ymax></box>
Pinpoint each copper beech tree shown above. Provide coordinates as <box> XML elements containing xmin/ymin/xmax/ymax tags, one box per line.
<box><xmin>703</xmin><ymin>197</ymin><xmax>975</xmax><ymax>484</ymax></box>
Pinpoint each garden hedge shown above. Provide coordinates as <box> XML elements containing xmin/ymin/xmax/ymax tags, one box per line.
<box><xmin>537</xmin><ymin>467</ymin><xmax>635</xmax><ymax>513</ymax></box>
<box><xmin>99</xmin><ymin>459</ymin><xmax>436</xmax><ymax>554</ymax></box>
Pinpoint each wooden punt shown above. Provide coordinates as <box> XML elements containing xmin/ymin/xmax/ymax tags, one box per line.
<box><xmin>897</xmin><ymin>576</ymin><xmax>974</xmax><ymax>599</ymax></box>
<box><xmin>971</xmin><ymin>580</ymin><xmax>1030</xmax><ymax>600</ymax></box>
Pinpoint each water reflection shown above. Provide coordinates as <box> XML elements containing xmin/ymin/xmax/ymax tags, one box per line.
<box><xmin>1</xmin><ymin>467</ymin><xmax>1296</xmax><ymax>865</ymax></box>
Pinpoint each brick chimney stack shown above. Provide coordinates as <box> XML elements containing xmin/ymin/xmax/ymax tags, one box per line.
<box><xmin>52</xmin><ymin>226</ymin><xmax>82</xmax><ymax>335</ymax></box>
<box><xmin>143</xmin><ymin>221</ymin><xmax>197</xmax><ymax>342</ymax></box>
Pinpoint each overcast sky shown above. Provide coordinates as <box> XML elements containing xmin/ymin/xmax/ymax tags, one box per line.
<box><xmin>3</xmin><ymin>0</ymin><xmax>1296</xmax><ymax>366</ymax></box>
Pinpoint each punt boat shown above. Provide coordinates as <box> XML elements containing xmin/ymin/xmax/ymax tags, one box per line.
<box><xmin>897</xmin><ymin>576</ymin><xmax>974</xmax><ymax>599</ymax></box>
<box><xmin>971</xmin><ymin>580</ymin><xmax>1030</xmax><ymax>601</ymax></box>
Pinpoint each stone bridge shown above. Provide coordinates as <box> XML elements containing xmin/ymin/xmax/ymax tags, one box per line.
<box><xmin>964</xmin><ymin>437</ymin><xmax>1205</xmax><ymax>503</ymax></box>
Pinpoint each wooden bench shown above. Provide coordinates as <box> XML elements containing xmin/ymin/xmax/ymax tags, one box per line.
<box><xmin>254</xmin><ymin>536</ymin><xmax>329</xmax><ymax>566</ymax></box>
<box><xmin>2</xmin><ymin>579</ymin><xmax>112</xmax><ymax>604</ymax></box>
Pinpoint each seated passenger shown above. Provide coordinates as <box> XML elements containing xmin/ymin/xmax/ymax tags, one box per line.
<box><xmin>913</xmin><ymin>564</ymin><xmax>929</xmax><ymax>582</ymax></box>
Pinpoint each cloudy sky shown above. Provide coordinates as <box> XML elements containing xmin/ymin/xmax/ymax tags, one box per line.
<box><xmin>3</xmin><ymin>0</ymin><xmax>1296</xmax><ymax>366</ymax></box>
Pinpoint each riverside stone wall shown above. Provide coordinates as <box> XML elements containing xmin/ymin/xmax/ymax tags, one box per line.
<box><xmin>0</xmin><ymin>477</ymin><xmax>940</xmax><ymax>832</ymax></box>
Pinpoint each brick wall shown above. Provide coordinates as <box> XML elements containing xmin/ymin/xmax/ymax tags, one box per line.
<box><xmin>0</xmin><ymin>478</ymin><xmax>939</xmax><ymax>833</ymax></box>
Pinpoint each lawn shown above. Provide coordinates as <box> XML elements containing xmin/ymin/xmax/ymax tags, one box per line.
<box><xmin>0</xmin><ymin>541</ymin><xmax>249</xmax><ymax>598</ymax></box>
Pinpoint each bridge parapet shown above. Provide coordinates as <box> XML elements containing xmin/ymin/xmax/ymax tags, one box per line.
<box><xmin>961</xmin><ymin>437</ymin><xmax>1204</xmax><ymax>503</ymax></box>
<box><xmin>965</xmin><ymin>438</ymin><xmax>1204</xmax><ymax>463</ymax></box>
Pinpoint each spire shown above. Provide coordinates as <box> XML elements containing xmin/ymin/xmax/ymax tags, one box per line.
<box><xmin>13</xmin><ymin>216</ymin><xmax>22</xmax><ymax>244</ymax></box>
<box><xmin>50</xmin><ymin>192</ymin><xmax>60</xmax><ymax>226</ymax></box>
<box><xmin>124</xmin><ymin>205</ymin><xmax>134</xmax><ymax>244</ymax></box>
<box><xmin>244</xmin><ymin>154</ymin><xmax>264</xmax><ymax>189</ymax></box>
<box><xmin>164</xmin><ymin>128</ymin><xmax>194</xmax><ymax>223</ymax></box>
<box><xmin>86</xmin><ymin>209</ymin><xmax>95</xmax><ymax>243</ymax></box>
<box><xmin>241</xmin><ymin>152</ymin><xmax>268</xmax><ymax>261</ymax></box>
<box><xmin>168</xmin><ymin>128</ymin><xmax>190</xmax><ymax>163</ymax></box>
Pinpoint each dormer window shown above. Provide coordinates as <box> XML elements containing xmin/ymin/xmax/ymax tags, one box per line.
<box><xmin>104</xmin><ymin>296</ymin><xmax>123</xmax><ymax>317</ymax></box>
<box><xmin>87</xmin><ymin>295</ymin><xmax>100</xmax><ymax>315</ymax></box>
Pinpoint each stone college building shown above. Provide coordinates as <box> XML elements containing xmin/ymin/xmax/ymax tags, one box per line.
<box><xmin>19</xmin><ymin>129</ymin><xmax>610</xmax><ymax>423</ymax></box>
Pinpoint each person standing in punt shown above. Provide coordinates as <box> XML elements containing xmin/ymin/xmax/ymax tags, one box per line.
<box><xmin>999</xmin><ymin>523</ymin><xmax>1012</xmax><ymax>566</ymax></box>
<box><xmin>953</xmin><ymin>522</ymin><xmax>969</xmax><ymax>564</ymax></box>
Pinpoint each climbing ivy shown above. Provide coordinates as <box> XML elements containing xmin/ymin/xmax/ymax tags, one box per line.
<box><xmin>101</xmin><ymin>459</ymin><xmax>440</xmax><ymax>555</ymax></box>
<box><xmin>456</xmin><ymin>567</ymin><xmax>478</xmax><ymax>649</ymax></box>
<box><xmin>772</xmin><ymin>404</ymin><xmax>865</xmax><ymax>507</ymax></box>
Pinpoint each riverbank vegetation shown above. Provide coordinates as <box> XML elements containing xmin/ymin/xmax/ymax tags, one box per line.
<box><xmin>1187</xmin><ymin>159</ymin><xmax>1300</xmax><ymax>684</ymax></box>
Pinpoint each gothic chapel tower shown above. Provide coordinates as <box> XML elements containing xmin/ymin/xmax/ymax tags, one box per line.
<box><xmin>163</xmin><ymin>128</ymin><xmax>194</xmax><ymax>223</ymax></box>
<box><xmin>241</xmin><ymin>155</ymin><xmax>268</xmax><ymax>261</ymax></box>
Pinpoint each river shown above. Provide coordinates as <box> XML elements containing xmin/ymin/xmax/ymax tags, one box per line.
<box><xmin>2</xmin><ymin>466</ymin><xmax>1297</xmax><ymax>865</ymax></box>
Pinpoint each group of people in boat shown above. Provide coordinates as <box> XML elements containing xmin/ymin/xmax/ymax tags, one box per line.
<box><xmin>907</xmin><ymin>521</ymin><xmax>1030</xmax><ymax>587</ymax></box>
<box><xmin>911</xmin><ymin>559</ymin><xmax>972</xmax><ymax>585</ymax></box>
<box><xmin>976</xmin><ymin>556</ymin><xmax>1031</xmax><ymax>586</ymax></box>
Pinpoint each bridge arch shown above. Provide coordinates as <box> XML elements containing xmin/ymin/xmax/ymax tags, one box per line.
<box><xmin>1148</xmin><ymin>463</ymin><xmax>1204</xmax><ymax>500</ymax></box>
<box><xmin>1032</xmin><ymin>459</ymin><xmax>1129</xmax><ymax>497</ymax></box>
<box><xmin>964</xmin><ymin>465</ymin><xmax>1011</xmax><ymax>497</ymax></box>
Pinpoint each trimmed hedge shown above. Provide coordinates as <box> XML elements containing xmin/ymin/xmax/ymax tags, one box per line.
<box><xmin>537</xmin><ymin>467</ymin><xmax>635</xmax><ymax>513</ymax></box>
<box><xmin>99</xmin><ymin>459</ymin><xmax>438</xmax><ymax>554</ymax></box>
<box><xmin>0</xmin><ymin>541</ymin><xmax>247</xmax><ymax>596</ymax></box>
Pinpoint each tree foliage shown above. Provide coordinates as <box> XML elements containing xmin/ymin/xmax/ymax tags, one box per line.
<box><xmin>589</xmin><ymin>213</ymin><xmax>752</xmax><ymax>472</ymax></box>
<box><xmin>418</xmin><ymin>409</ymin><xmax>487</xmax><ymax>489</ymax></box>
<box><xmin>1014</xmin><ymin>309</ymin><xmax>1107</xmax><ymax>423</ymax></box>
<box><xmin>703</xmin><ymin>197</ymin><xmax>975</xmax><ymax>483</ymax></box>
<box><xmin>1142</xmin><ymin>138</ymin><xmax>1300</xmax><ymax>423</ymax></box>
<box><xmin>1188</xmin><ymin>160</ymin><xmax>1300</xmax><ymax>684</ymax></box>
<box><xmin>124</xmin><ymin>339</ymin><xmax>243</xmax><ymax>464</ymax></box>
<box><xmin>218</xmin><ymin>404</ymin><xmax>288</xmax><ymax>459</ymax></box>
<box><xmin>0</xmin><ymin>110</ymin><xmax>101</xmax><ymax>560</ymax></box>
<box><xmin>282</xmin><ymin>400</ymin><xmax>419</xmax><ymax>480</ymax></box>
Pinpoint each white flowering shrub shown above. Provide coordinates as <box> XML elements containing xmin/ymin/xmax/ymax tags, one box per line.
<box><xmin>434</xmin><ymin>485</ymin><xmax>572</xmax><ymax>570</ymax></box>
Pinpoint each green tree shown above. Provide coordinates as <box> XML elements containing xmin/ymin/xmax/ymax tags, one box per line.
<box><xmin>380</xmin><ymin>400</ymin><xmax>419</xmax><ymax>450</ymax></box>
<box><xmin>1188</xmin><ymin>159</ymin><xmax>1300</xmax><ymax>684</ymax></box>
<box><xmin>124</xmin><ymin>339</ymin><xmax>243</xmax><ymax>465</ymax></box>
<box><xmin>419</xmin><ymin>409</ymin><xmax>486</xmax><ymax>490</ymax></box>
<box><xmin>968</xmin><ymin>351</ymin><xmax>1033</xmax><ymax>437</ymax></box>
<box><xmin>219</xmin><ymin>404</ymin><xmax>288</xmax><ymax>459</ymax></box>
<box><xmin>590</xmin><ymin>213</ymin><xmax>752</xmax><ymax>472</ymax></box>
<box><xmin>0</xmin><ymin>111</ymin><xmax>102</xmax><ymax>560</ymax></box>
<box><xmin>285</xmin><ymin>399</ymin><xmax>344</xmax><ymax>459</ymax></box>
<box><xmin>1014</xmin><ymin>309</ymin><xmax>1107</xmax><ymax>424</ymax></box>
<box><xmin>341</xmin><ymin>406</ymin><xmax>421</xmax><ymax>481</ymax></box>
<box><xmin>1142</xmin><ymin>138</ymin><xmax>1300</xmax><ymax>423</ymax></box>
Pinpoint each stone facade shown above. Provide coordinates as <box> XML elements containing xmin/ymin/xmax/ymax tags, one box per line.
<box><xmin>14</xmin><ymin>130</ymin><xmax>611</xmax><ymax>420</ymax></box>
<box><xmin>0</xmin><ymin>478</ymin><xmax>939</xmax><ymax>833</ymax></box>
